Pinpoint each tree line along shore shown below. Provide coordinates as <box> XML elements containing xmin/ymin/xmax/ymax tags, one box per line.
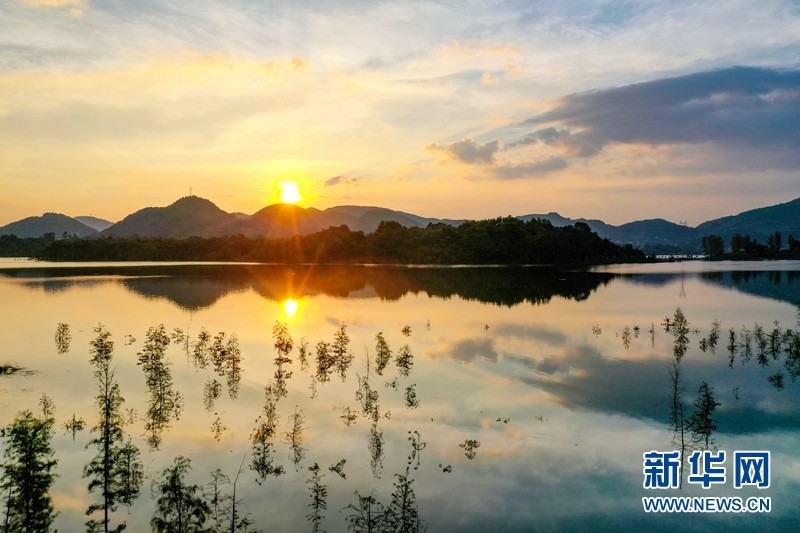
<box><xmin>1</xmin><ymin>218</ymin><xmax>648</xmax><ymax>266</ymax></box>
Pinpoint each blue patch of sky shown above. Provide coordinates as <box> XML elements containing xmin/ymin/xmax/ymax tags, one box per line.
<box><xmin>589</xmin><ymin>0</ymin><xmax>643</xmax><ymax>28</ymax></box>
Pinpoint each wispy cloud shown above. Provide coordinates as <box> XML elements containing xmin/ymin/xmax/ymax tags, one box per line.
<box><xmin>493</xmin><ymin>158</ymin><xmax>569</xmax><ymax>179</ymax></box>
<box><xmin>324</xmin><ymin>175</ymin><xmax>360</xmax><ymax>187</ymax></box>
<box><xmin>14</xmin><ymin>0</ymin><xmax>87</xmax><ymax>9</ymax></box>
<box><xmin>430</xmin><ymin>337</ymin><xmax>498</xmax><ymax>363</ymax></box>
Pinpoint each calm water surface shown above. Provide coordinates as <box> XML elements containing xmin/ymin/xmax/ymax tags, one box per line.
<box><xmin>1</xmin><ymin>259</ymin><xmax>799</xmax><ymax>532</ymax></box>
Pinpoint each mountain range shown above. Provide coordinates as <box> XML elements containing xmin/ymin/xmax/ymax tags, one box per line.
<box><xmin>3</xmin><ymin>195</ymin><xmax>800</xmax><ymax>253</ymax></box>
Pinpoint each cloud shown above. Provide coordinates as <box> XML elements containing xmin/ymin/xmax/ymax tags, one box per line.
<box><xmin>426</xmin><ymin>66</ymin><xmax>800</xmax><ymax>184</ymax></box>
<box><xmin>506</xmin><ymin>127</ymin><xmax>567</xmax><ymax>148</ymax></box>
<box><xmin>427</xmin><ymin>134</ymin><xmax>568</xmax><ymax>179</ymax></box>
<box><xmin>432</xmin><ymin>337</ymin><xmax>498</xmax><ymax>363</ymax></box>
<box><xmin>264</xmin><ymin>57</ymin><xmax>309</xmax><ymax>72</ymax></box>
<box><xmin>494</xmin><ymin>157</ymin><xmax>569</xmax><ymax>179</ymax></box>
<box><xmin>511</xmin><ymin>343</ymin><xmax>800</xmax><ymax>435</ymax></box>
<box><xmin>323</xmin><ymin>175</ymin><xmax>359</xmax><ymax>187</ymax></box>
<box><xmin>13</xmin><ymin>0</ymin><xmax>88</xmax><ymax>16</ymax></box>
<box><xmin>492</xmin><ymin>323</ymin><xmax>568</xmax><ymax>346</ymax></box>
<box><xmin>427</xmin><ymin>138</ymin><xmax>500</xmax><ymax>165</ymax></box>
<box><xmin>15</xmin><ymin>0</ymin><xmax>86</xmax><ymax>7</ymax></box>
<box><xmin>515</xmin><ymin>66</ymin><xmax>800</xmax><ymax>161</ymax></box>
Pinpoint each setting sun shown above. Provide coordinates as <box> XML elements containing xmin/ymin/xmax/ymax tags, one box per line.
<box><xmin>278</xmin><ymin>181</ymin><xmax>302</xmax><ymax>204</ymax></box>
<box><xmin>282</xmin><ymin>298</ymin><xmax>300</xmax><ymax>319</ymax></box>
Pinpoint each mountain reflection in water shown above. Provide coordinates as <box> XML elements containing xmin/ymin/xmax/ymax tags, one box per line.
<box><xmin>0</xmin><ymin>261</ymin><xmax>798</xmax><ymax>532</ymax></box>
<box><xmin>0</xmin><ymin>264</ymin><xmax>615</xmax><ymax>310</ymax></box>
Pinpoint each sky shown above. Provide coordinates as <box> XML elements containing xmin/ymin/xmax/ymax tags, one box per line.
<box><xmin>1</xmin><ymin>0</ymin><xmax>799</xmax><ymax>226</ymax></box>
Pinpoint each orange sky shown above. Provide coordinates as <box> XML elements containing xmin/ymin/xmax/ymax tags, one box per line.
<box><xmin>1</xmin><ymin>1</ymin><xmax>799</xmax><ymax>226</ymax></box>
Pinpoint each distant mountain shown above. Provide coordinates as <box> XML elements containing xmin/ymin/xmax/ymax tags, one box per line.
<box><xmin>6</xmin><ymin>195</ymin><xmax>800</xmax><ymax>253</ymax></box>
<box><xmin>74</xmin><ymin>216</ymin><xmax>114</xmax><ymax>232</ymax></box>
<box><xmin>302</xmin><ymin>205</ymin><xmax>456</xmax><ymax>233</ymax></box>
<box><xmin>695</xmin><ymin>197</ymin><xmax>800</xmax><ymax>245</ymax></box>
<box><xmin>0</xmin><ymin>213</ymin><xmax>97</xmax><ymax>238</ymax></box>
<box><xmin>611</xmin><ymin>219</ymin><xmax>695</xmax><ymax>245</ymax></box>
<box><xmin>520</xmin><ymin>199</ymin><xmax>800</xmax><ymax>253</ymax></box>
<box><xmin>519</xmin><ymin>213</ymin><xmax>695</xmax><ymax>252</ymax></box>
<box><xmin>231</xmin><ymin>204</ymin><xmax>330</xmax><ymax>238</ymax></box>
<box><xmin>100</xmin><ymin>196</ymin><xmax>237</xmax><ymax>238</ymax></box>
<box><xmin>347</xmin><ymin>207</ymin><xmax>434</xmax><ymax>233</ymax></box>
<box><xmin>97</xmin><ymin>198</ymin><xmax>459</xmax><ymax>239</ymax></box>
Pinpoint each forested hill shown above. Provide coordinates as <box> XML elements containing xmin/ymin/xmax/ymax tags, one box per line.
<box><xmin>34</xmin><ymin>217</ymin><xmax>648</xmax><ymax>266</ymax></box>
<box><xmin>0</xmin><ymin>213</ymin><xmax>98</xmax><ymax>238</ymax></box>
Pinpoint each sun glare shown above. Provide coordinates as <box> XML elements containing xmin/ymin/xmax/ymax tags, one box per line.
<box><xmin>279</xmin><ymin>181</ymin><xmax>303</xmax><ymax>204</ymax></box>
<box><xmin>283</xmin><ymin>298</ymin><xmax>300</xmax><ymax>319</ymax></box>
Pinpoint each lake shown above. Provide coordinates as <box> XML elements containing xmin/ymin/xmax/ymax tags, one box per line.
<box><xmin>1</xmin><ymin>259</ymin><xmax>799</xmax><ymax>532</ymax></box>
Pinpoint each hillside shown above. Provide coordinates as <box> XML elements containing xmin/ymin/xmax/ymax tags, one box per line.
<box><xmin>695</xmin><ymin>197</ymin><xmax>800</xmax><ymax>244</ymax></box>
<box><xmin>519</xmin><ymin>200</ymin><xmax>800</xmax><ymax>253</ymax></box>
<box><xmin>231</xmin><ymin>204</ymin><xmax>331</xmax><ymax>238</ymax></box>
<box><xmin>97</xmin><ymin>198</ymin><xmax>456</xmax><ymax>239</ymax></box>
<box><xmin>0</xmin><ymin>213</ymin><xmax>97</xmax><ymax>238</ymax></box>
<box><xmin>99</xmin><ymin>196</ymin><xmax>238</xmax><ymax>238</ymax></box>
<box><xmin>74</xmin><ymin>216</ymin><xmax>114</xmax><ymax>232</ymax></box>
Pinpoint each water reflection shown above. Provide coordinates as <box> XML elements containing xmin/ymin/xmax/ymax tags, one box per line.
<box><xmin>6</xmin><ymin>262</ymin><xmax>800</xmax><ymax>312</ymax></box>
<box><xmin>613</xmin><ymin>269</ymin><xmax>800</xmax><ymax>308</ymax></box>
<box><xmin>0</xmin><ymin>264</ymin><xmax>615</xmax><ymax>310</ymax></box>
<box><xmin>1</xmin><ymin>262</ymin><xmax>800</xmax><ymax>531</ymax></box>
<box><xmin>511</xmin><ymin>328</ymin><xmax>800</xmax><ymax>435</ymax></box>
<box><xmin>54</xmin><ymin>322</ymin><xmax>70</xmax><ymax>354</ymax></box>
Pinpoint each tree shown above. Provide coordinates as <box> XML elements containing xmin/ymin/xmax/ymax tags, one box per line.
<box><xmin>343</xmin><ymin>491</ymin><xmax>388</xmax><ymax>533</ymax></box>
<box><xmin>672</xmin><ymin>307</ymin><xmax>690</xmax><ymax>362</ymax></box>
<box><xmin>285</xmin><ymin>407</ymin><xmax>305</xmax><ymax>470</ymax></box>
<box><xmin>767</xmin><ymin>231</ymin><xmax>782</xmax><ymax>253</ymax></box>
<box><xmin>209</xmin><ymin>332</ymin><xmax>243</xmax><ymax>399</ymax></box>
<box><xmin>138</xmin><ymin>324</ymin><xmax>183</xmax><ymax>449</ymax></box>
<box><xmin>730</xmin><ymin>233</ymin><xmax>768</xmax><ymax>256</ymax></box>
<box><xmin>668</xmin><ymin>360</ymin><xmax>688</xmax><ymax>489</ymax></box>
<box><xmin>272</xmin><ymin>322</ymin><xmax>293</xmax><ymax>398</ymax></box>
<box><xmin>374</xmin><ymin>333</ymin><xmax>392</xmax><ymax>376</ymax></box>
<box><xmin>701</xmin><ymin>235</ymin><xmax>724</xmax><ymax>257</ymax></box>
<box><xmin>250</xmin><ymin>382</ymin><xmax>284</xmax><ymax>483</ymax></box>
<box><xmin>788</xmin><ymin>234</ymin><xmax>800</xmax><ymax>252</ymax></box>
<box><xmin>686</xmin><ymin>381</ymin><xmax>720</xmax><ymax>450</ymax></box>
<box><xmin>151</xmin><ymin>456</ymin><xmax>211</xmax><ymax>533</ymax></box>
<box><xmin>395</xmin><ymin>345</ymin><xmax>413</xmax><ymax>377</ymax></box>
<box><xmin>668</xmin><ymin>310</ymin><xmax>692</xmax><ymax>490</ymax></box>
<box><xmin>54</xmin><ymin>322</ymin><xmax>71</xmax><ymax>354</ymax></box>
<box><xmin>384</xmin><ymin>468</ymin><xmax>424</xmax><ymax>533</ymax></box>
<box><xmin>332</xmin><ymin>324</ymin><xmax>353</xmax><ymax>381</ymax></box>
<box><xmin>730</xmin><ymin>234</ymin><xmax>747</xmax><ymax>254</ymax></box>
<box><xmin>315</xmin><ymin>341</ymin><xmax>335</xmax><ymax>383</ymax></box>
<box><xmin>84</xmin><ymin>325</ymin><xmax>143</xmax><ymax>533</ymax></box>
<box><xmin>306</xmin><ymin>463</ymin><xmax>327</xmax><ymax>533</ymax></box>
<box><xmin>206</xmin><ymin>459</ymin><xmax>258</xmax><ymax>533</ymax></box>
<box><xmin>0</xmin><ymin>408</ymin><xmax>58</xmax><ymax>532</ymax></box>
